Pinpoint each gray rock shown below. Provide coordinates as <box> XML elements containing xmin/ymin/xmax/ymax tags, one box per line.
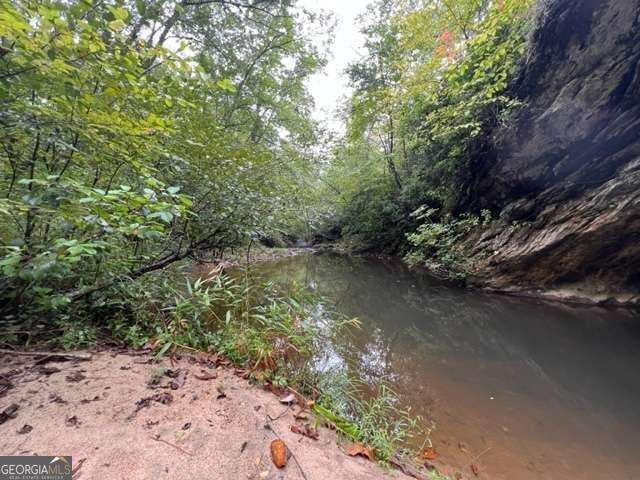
<box><xmin>470</xmin><ymin>0</ymin><xmax>640</xmax><ymax>304</ymax></box>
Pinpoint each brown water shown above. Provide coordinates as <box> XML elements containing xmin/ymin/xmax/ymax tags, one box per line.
<box><xmin>251</xmin><ymin>253</ymin><xmax>640</xmax><ymax>480</ymax></box>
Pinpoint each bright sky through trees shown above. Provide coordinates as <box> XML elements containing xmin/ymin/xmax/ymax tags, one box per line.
<box><xmin>299</xmin><ymin>0</ymin><xmax>369</xmax><ymax>131</ymax></box>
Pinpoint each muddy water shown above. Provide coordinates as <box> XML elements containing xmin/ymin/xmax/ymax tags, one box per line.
<box><xmin>251</xmin><ymin>253</ymin><xmax>640</xmax><ymax>480</ymax></box>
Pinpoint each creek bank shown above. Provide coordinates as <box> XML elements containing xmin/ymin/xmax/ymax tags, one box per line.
<box><xmin>0</xmin><ymin>348</ymin><xmax>413</xmax><ymax>480</ymax></box>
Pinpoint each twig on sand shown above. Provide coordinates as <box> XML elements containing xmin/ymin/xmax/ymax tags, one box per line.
<box><xmin>265</xmin><ymin>417</ymin><xmax>309</xmax><ymax>480</ymax></box>
<box><xmin>0</xmin><ymin>349</ymin><xmax>92</xmax><ymax>362</ymax></box>
<box><xmin>150</xmin><ymin>434</ymin><xmax>194</xmax><ymax>456</ymax></box>
<box><xmin>267</xmin><ymin>405</ymin><xmax>291</xmax><ymax>421</ymax></box>
<box><xmin>72</xmin><ymin>458</ymin><xmax>86</xmax><ymax>480</ymax></box>
<box><xmin>472</xmin><ymin>446</ymin><xmax>492</xmax><ymax>462</ymax></box>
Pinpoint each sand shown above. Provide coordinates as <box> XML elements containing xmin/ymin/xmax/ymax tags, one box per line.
<box><xmin>0</xmin><ymin>349</ymin><xmax>405</xmax><ymax>480</ymax></box>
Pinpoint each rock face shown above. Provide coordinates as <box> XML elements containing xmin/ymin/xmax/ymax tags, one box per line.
<box><xmin>471</xmin><ymin>0</ymin><xmax>640</xmax><ymax>304</ymax></box>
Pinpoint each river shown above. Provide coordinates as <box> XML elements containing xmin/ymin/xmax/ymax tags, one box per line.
<box><xmin>249</xmin><ymin>252</ymin><xmax>640</xmax><ymax>480</ymax></box>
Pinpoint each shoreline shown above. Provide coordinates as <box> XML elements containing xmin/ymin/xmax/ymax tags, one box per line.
<box><xmin>0</xmin><ymin>348</ymin><xmax>415</xmax><ymax>480</ymax></box>
<box><xmin>260</xmin><ymin>245</ymin><xmax>640</xmax><ymax>309</ymax></box>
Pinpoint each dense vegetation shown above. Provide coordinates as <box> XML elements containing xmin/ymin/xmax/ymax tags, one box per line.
<box><xmin>321</xmin><ymin>0</ymin><xmax>535</xmax><ymax>277</ymax></box>
<box><xmin>0</xmin><ymin>0</ymin><xmax>329</xmax><ymax>333</ymax></box>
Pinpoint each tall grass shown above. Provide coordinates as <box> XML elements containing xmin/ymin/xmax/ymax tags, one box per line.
<box><xmin>108</xmin><ymin>267</ymin><xmax>432</xmax><ymax>467</ymax></box>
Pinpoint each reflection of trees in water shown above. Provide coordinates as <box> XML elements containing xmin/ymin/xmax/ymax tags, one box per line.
<box><xmin>253</xmin><ymin>254</ymin><xmax>640</xmax><ymax>424</ymax></box>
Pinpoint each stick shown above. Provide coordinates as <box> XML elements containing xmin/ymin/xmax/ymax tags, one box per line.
<box><xmin>150</xmin><ymin>435</ymin><xmax>194</xmax><ymax>456</ymax></box>
<box><xmin>71</xmin><ymin>457</ymin><xmax>86</xmax><ymax>480</ymax></box>
<box><xmin>0</xmin><ymin>349</ymin><xmax>92</xmax><ymax>361</ymax></box>
<box><xmin>472</xmin><ymin>446</ymin><xmax>492</xmax><ymax>462</ymax></box>
<box><xmin>267</xmin><ymin>405</ymin><xmax>291</xmax><ymax>421</ymax></box>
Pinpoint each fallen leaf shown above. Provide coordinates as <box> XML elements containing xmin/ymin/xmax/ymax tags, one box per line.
<box><xmin>279</xmin><ymin>393</ymin><xmax>296</xmax><ymax>404</ymax></box>
<box><xmin>48</xmin><ymin>393</ymin><xmax>67</xmax><ymax>404</ymax></box>
<box><xmin>345</xmin><ymin>442</ymin><xmax>375</xmax><ymax>461</ymax></box>
<box><xmin>144</xmin><ymin>420</ymin><xmax>159</xmax><ymax>429</ymax></box>
<box><xmin>0</xmin><ymin>378</ymin><xmax>14</xmax><ymax>398</ymax></box>
<box><xmin>290</xmin><ymin>424</ymin><xmax>319</xmax><ymax>440</ymax></box>
<box><xmin>293</xmin><ymin>407</ymin><xmax>308</xmax><ymax>420</ymax></box>
<box><xmin>458</xmin><ymin>441</ymin><xmax>469</xmax><ymax>454</ymax></box>
<box><xmin>216</xmin><ymin>385</ymin><xmax>226</xmax><ymax>399</ymax></box>
<box><xmin>17</xmin><ymin>424</ymin><xmax>32</xmax><ymax>434</ymax></box>
<box><xmin>80</xmin><ymin>395</ymin><xmax>101</xmax><ymax>404</ymax></box>
<box><xmin>270</xmin><ymin>439</ymin><xmax>287</xmax><ymax>468</ymax></box>
<box><xmin>134</xmin><ymin>392</ymin><xmax>173</xmax><ymax>413</ymax></box>
<box><xmin>36</xmin><ymin>365</ymin><xmax>60</xmax><ymax>376</ymax></box>
<box><xmin>169</xmin><ymin>370</ymin><xmax>187</xmax><ymax>390</ymax></box>
<box><xmin>419</xmin><ymin>447</ymin><xmax>436</xmax><ymax>460</ymax></box>
<box><xmin>0</xmin><ymin>403</ymin><xmax>19</xmax><ymax>424</ymax></box>
<box><xmin>194</xmin><ymin>369</ymin><xmax>217</xmax><ymax>381</ymax></box>
<box><xmin>471</xmin><ymin>463</ymin><xmax>480</xmax><ymax>476</ymax></box>
<box><xmin>152</xmin><ymin>392</ymin><xmax>173</xmax><ymax>404</ymax></box>
<box><xmin>65</xmin><ymin>415</ymin><xmax>81</xmax><ymax>427</ymax></box>
<box><xmin>65</xmin><ymin>371</ymin><xmax>86</xmax><ymax>382</ymax></box>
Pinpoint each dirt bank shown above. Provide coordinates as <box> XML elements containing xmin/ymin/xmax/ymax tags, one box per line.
<box><xmin>0</xmin><ymin>349</ymin><xmax>411</xmax><ymax>480</ymax></box>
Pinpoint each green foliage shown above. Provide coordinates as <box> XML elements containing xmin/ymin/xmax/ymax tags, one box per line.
<box><xmin>58</xmin><ymin>321</ymin><xmax>98</xmax><ymax>350</ymax></box>
<box><xmin>320</xmin><ymin>0</ymin><xmax>534</xmax><ymax>261</ymax></box>
<box><xmin>404</xmin><ymin>207</ymin><xmax>492</xmax><ymax>280</ymax></box>
<box><xmin>0</xmin><ymin>0</ymin><xmax>328</xmax><ymax>325</ymax></box>
<box><xmin>106</xmin><ymin>270</ymin><xmax>321</xmax><ymax>385</ymax></box>
<box><xmin>408</xmin><ymin>0</ymin><xmax>534</xmax><ymax>209</ymax></box>
<box><xmin>313</xmin><ymin>383</ymin><xmax>424</xmax><ymax>463</ymax></box>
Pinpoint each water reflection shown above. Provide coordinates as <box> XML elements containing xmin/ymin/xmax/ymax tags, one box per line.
<box><xmin>250</xmin><ymin>253</ymin><xmax>640</xmax><ymax>480</ymax></box>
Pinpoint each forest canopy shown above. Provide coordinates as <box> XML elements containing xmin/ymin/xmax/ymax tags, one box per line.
<box><xmin>320</xmin><ymin>0</ymin><xmax>534</xmax><ymax>272</ymax></box>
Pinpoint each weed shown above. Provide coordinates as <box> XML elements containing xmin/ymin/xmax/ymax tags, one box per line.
<box><xmin>58</xmin><ymin>321</ymin><xmax>98</xmax><ymax>350</ymax></box>
<box><xmin>314</xmin><ymin>381</ymin><xmax>427</xmax><ymax>463</ymax></box>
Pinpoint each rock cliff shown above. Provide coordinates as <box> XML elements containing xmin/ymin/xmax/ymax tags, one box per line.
<box><xmin>471</xmin><ymin>0</ymin><xmax>640</xmax><ymax>304</ymax></box>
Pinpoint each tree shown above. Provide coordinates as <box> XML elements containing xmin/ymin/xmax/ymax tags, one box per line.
<box><xmin>0</xmin><ymin>0</ymin><xmax>327</xmax><ymax>321</ymax></box>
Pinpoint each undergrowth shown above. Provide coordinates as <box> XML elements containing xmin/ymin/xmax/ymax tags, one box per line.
<box><xmin>404</xmin><ymin>206</ymin><xmax>492</xmax><ymax>280</ymax></box>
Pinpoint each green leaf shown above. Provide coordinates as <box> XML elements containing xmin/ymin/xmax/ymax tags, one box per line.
<box><xmin>216</xmin><ymin>78</ymin><xmax>237</xmax><ymax>93</ymax></box>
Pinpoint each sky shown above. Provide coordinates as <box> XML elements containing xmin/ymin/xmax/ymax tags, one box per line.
<box><xmin>297</xmin><ymin>0</ymin><xmax>371</xmax><ymax>132</ymax></box>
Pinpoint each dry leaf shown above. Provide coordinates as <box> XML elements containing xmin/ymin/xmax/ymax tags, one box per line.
<box><xmin>216</xmin><ymin>385</ymin><xmax>226</xmax><ymax>399</ymax></box>
<box><xmin>290</xmin><ymin>424</ymin><xmax>319</xmax><ymax>440</ymax></box>
<box><xmin>458</xmin><ymin>441</ymin><xmax>469</xmax><ymax>453</ymax></box>
<box><xmin>194</xmin><ymin>369</ymin><xmax>217</xmax><ymax>381</ymax></box>
<box><xmin>279</xmin><ymin>393</ymin><xmax>296</xmax><ymax>404</ymax></box>
<box><xmin>345</xmin><ymin>442</ymin><xmax>375</xmax><ymax>461</ymax></box>
<box><xmin>270</xmin><ymin>439</ymin><xmax>287</xmax><ymax>468</ymax></box>
<box><xmin>471</xmin><ymin>463</ymin><xmax>480</xmax><ymax>476</ymax></box>
<box><xmin>0</xmin><ymin>403</ymin><xmax>19</xmax><ymax>424</ymax></box>
<box><xmin>169</xmin><ymin>370</ymin><xmax>187</xmax><ymax>390</ymax></box>
<box><xmin>419</xmin><ymin>447</ymin><xmax>436</xmax><ymax>460</ymax></box>
<box><xmin>293</xmin><ymin>407</ymin><xmax>308</xmax><ymax>420</ymax></box>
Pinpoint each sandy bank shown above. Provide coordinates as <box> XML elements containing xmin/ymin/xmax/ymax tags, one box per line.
<box><xmin>0</xmin><ymin>349</ymin><xmax>405</xmax><ymax>480</ymax></box>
